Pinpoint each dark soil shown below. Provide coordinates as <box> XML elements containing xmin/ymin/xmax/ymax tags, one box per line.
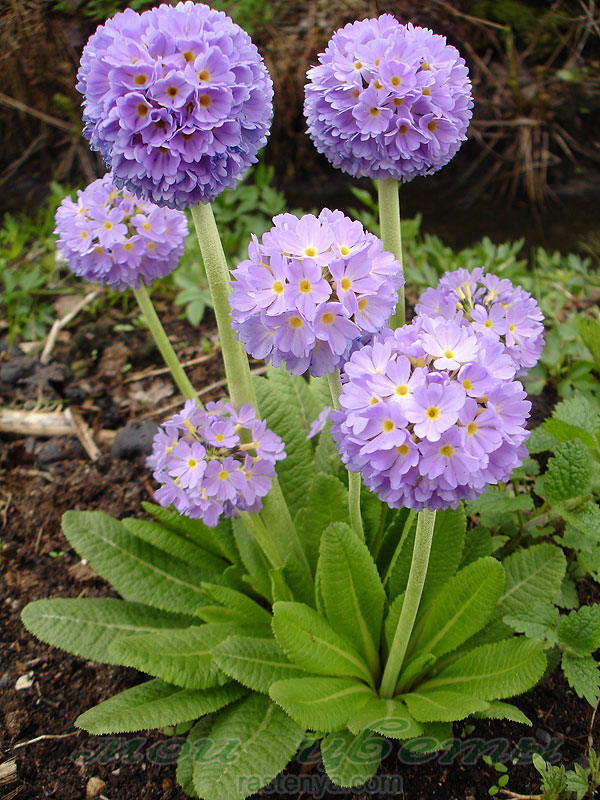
<box><xmin>0</xmin><ymin>309</ymin><xmax>597</xmax><ymax>800</ymax></box>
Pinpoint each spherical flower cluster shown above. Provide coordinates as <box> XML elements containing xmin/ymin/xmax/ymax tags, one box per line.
<box><xmin>416</xmin><ymin>268</ymin><xmax>545</xmax><ymax>375</ymax></box>
<box><xmin>77</xmin><ymin>2</ymin><xmax>273</xmax><ymax>209</ymax></box>
<box><xmin>330</xmin><ymin>315</ymin><xmax>531</xmax><ymax>511</ymax></box>
<box><xmin>54</xmin><ymin>173</ymin><xmax>188</xmax><ymax>290</ymax></box>
<box><xmin>148</xmin><ymin>399</ymin><xmax>285</xmax><ymax>526</ymax></box>
<box><xmin>230</xmin><ymin>209</ymin><xmax>404</xmax><ymax>376</ymax></box>
<box><xmin>304</xmin><ymin>15</ymin><xmax>473</xmax><ymax>182</ymax></box>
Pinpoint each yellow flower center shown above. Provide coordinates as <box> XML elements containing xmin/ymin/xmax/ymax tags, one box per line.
<box><xmin>421</xmin><ymin>61</ymin><xmax>431</xmax><ymax>70</ymax></box>
<box><xmin>167</xmin><ymin>86</ymin><xmax>178</xmax><ymax>98</ymax></box>
<box><xmin>290</xmin><ymin>316</ymin><xmax>303</xmax><ymax>329</ymax></box>
<box><xmin>147</xmin><ymin>242</ymin><xmax>156</xmax><ymax>251</ymax></box>
<box><xmin>198</xmin><ymin>69</ymin><xmax>210</xmax><ymax>81</ymax></box>
<box><xmin>351</xmin><ymin>88</ymin><xmax>360</xmax><ymax>99</ymax></box>
<box><xmin>354</xmin><ymin>60</ymin><xmax>362</xmax><ymax>70</ymax></box>
<box><xmin>369</xmin><ymin>107</ymin><xmax>380</xmax><ymax>117</ymax></box>
<box><xmin>187</xmin><ymin>458</ymin><xmax>197</xmax><ymax>468</ymax></box>
<box><xmin>124</xmin><ymin>242</ymin><xmax>133</xmax><ymax>251</ymax></box>
<box><xmin>397</xmin><ymin>444</ymin><xmax>409</xmax><ymax>456</ymax></box>
<box><xmin>484</xmin><ymin>320</ymin><xmax>493</xmax><ymax>329</ymax></box>
<box><xmin>218</xmin><ymin>470</ymin><xmax>229</xmax><ymax>480</ymax></box>
<box><xmin>423</xmin><ymin>88</ymin><xmax>431</xmax><ymax>96</ymax></box>
<box><xmin>428</xmin><ymin>119</ymin><xmax>438</xmax><ymax>132</ymax></box>
<box><xmin>143</xmin><ymin>222</ymin><xmax>151</xmax><ymax>231</ymax></box>
<box><xmin>340</xmin><ymin>277</ymin><xmax>352</xmax><ymax>291</ymax></box>
<box><xmin>396</xmin><ymin>384</ymin><xmax>408</xmax><ymax>397</ymax></box>
<box><xmin>426</xmin><ymin>406</ymin><xmax>440</xmax><ymax>420</ymax></box>
<box><xmin>440</xmin><ymin>444</ymin><xmax>454</xmax><ymax>457</ymax></box>
<box><xmin>272</xmin><ymin>280</ymin><xmax>284</xmax><ymax>295</ymax></box>
<box><xmin>80</xmin><ymin>231</ymin><xmax>88</xmax><ymax>239</ymax></box>
<box><xmin>373</xmin><ymin>81</ymin><xmax>383</xmax><ymax>90</ymax></box>
<box><xmin>304</xmin><ymin>247</ymin><xmax>317</xmax><ymax>257</ymax></box>
<box><xmin>137</xmin><ymin>103</ymin><xmax>148</xmax><ymax>117</ymax></box>
<box><xmin>391</xmin><ymin>76</ymin><xmax>401</xmax><ymax>87</ymax></box>
<box><xmin>104</xmin><ymin>221</ymin><xmax>113</xmax><ymax>230</ymax></box>
<box><xmin>369</xmin><ymin>396</ymin><xmax>378</xmax><ymax>405</ymax></box>
<box><xmin>215</xmin><ymin>434</ymin><xmax>225</xmax><ymax>442</ymax></box>
<box><xmin>299</xmin><ymin>279</ymin><xmax>312</xmax><ymax>294</ymax></box>
<box><xmin>183</xmin><ymin>50</ymin><xmax>194</xmax><ymax>62</ymax></box>
<box><xmin>467</xmin><ymin>422</ymin><xmax>478</xmax><ymax>436</ymax></box>
<box><xmin>510</xmin><ymin>324</ymin><xmax>516</xmax><ymax>333</ymax></box>
<box><xmin>398</xmin><ymin>123</ymin><xmax>408</xmax><ymax>133</ymax></box>
<box><xmin>199</xmin><ymin>94</ymin><xmax>211</xmax><ymax>107</ymax></box>
<box><xmin>383</xmin><ymin>419</ymin><xmax>394</xmax><ymax>433</ymax></box>
<box><xmin>358</xmin><ymin>298</ymin><xmax>367</xmax><ymax>311</ymax></box>
<box><xmin>321</xmin><ymin>312</ymin><xmax>334</xmax><ymax>325</ymax></box>
<box><xmin>134</xmin><ymin>74</ymin><xmax>147</xmax><ymax>85</ymax></box>
<box><xmin>340</xmin><ymin>246</ymin><xmax>350</xmax><ymax>256</ymax></box>
<box><xmin>462</xmin><ymin>379</ymin><xmax>473</xmax><ymax>391</ymax></box>
<box><xmin>444</xmin><ymin>349</ymin><xmax>455</xmax><ymax>359</ymax></box>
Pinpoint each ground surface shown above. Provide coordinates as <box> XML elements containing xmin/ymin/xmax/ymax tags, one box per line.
<box><xmin>0</xmin><ymin>308</ymin><xmax>597</xmax><ymax>800</ymax></box>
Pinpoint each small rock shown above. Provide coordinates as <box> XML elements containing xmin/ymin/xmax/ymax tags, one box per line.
<box><xmin>0</xmin><ymin>357</ymin><xmax>36</xmax><ymax>386</ymax></box>
<box><xmin>85</xmin><ymin>776</ymin><xmax>106</xmax><ymax>799</ymax></box>
<box><xmin>111</xmin><ymin>420</ymin><xmax>158</xmax><ymax>460</ymax></box>
<box><xmin>36</xmin><ymin>438</ymin><xmax>84</xmax><ymax>470</ymax></box>
<box><xmin>15</xmin><ymin>671</ymin><xmax>34</xmax><ymax>691</ymax></box>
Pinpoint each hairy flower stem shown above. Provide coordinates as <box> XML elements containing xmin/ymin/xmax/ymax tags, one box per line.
<box><xmin>377</xmin><ymin>178</ymin><xmax>405</xmax><ymax>328</ymax></box>
<box><xmin>133</xmin><ymin>283</ymin><xmax>199</xmax><ymax>402</ymax></box>
<box><xmin>190</xmin><ymin>201</ymin><xmax>311</xmax><ymax>581</ymax></box>
<box><xmin>327</xmin><ymin>370</ymin><xmax>365</xmax><ymax>541</ymax></box>
<box><xmin>191</xmin><ymin>202</ymin><xmax>257</xmax><ymax>412</ymax></box>
<box><xmin>379</xmin><ymin>509</ymin><xmax>436</xmax><ymax>699</ymax></box>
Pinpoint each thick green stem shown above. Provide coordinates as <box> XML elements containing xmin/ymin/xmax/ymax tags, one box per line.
<box><xmin>377</xmin><ymin>178</ymin><xmax>405</xmax><ymax>328</ymax></box>
<box><xmin>379</xmin><ymin>509</ymin><xmax>436</xmax><ymax>698</ymax></box>
<box><xmin>327</xmin><ymin>370</ymin><xmax>365</xmax><ymax>541</ymax></box>
<box><xmin>239</xmin><ymin>511</ymin><xmax>283</xmax><ymax>570</ymax></box>
<box><xmin>190</xmin><ymin>201</ymin><xmax>311</xmax><ymax>581</ymax></box>
<box><xmin>190</xmin><ymin>201</ymin><xmax>257</xmax><ymax>411</ymax></box>
<box><xmin>133</xmin><ymin>284</ymin><xmax>199</xmax><ymax>402</ymax></box>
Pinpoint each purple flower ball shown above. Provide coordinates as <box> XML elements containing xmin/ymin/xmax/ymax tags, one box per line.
<box><xmin>148</xmin><ymin>399</ymin><xmax>285</xmax><ymax>527</ymax></box>
<box><xmin>54</xmin><ymin>173</ymin><xmax>188</xmax><ymax>290</ymax></box>
<box><xmin>77</xmin><ymin>2</ymin><xmax>273</xmax><ymax>209</ymax></box>
<box><xmin>415</xmin><ymin>268</ymin><xmax>545</xmax><ymax>375</ymax></box>
<box><xmin>230</xmin><ymin>209</ymin><xmax>404</xmax><ymax>377</ymax></box>
<box><xmin>304</xmin><ymin>15</ymin><xmax>473</xmax><ymax>182</ymax></box>
<box><xmin>330</xmin><ymin>315</ymin><xmax>531</xmax><ymax>512</ymax></box>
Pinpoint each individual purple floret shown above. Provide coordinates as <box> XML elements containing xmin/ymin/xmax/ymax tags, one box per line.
<box><xmin>54</xmin><ymin>173</ymin><xmax>188</xmax><ymax>290</ymax></box>
<box><xmin>76</xmin><ymin>2</ymin><xmax>273</xmax><ymax>209</ymax></box>
<box><xmin>148</xmin><ymin>399</ymin><xmax>285</xmax><ymax>526</ymax></box>
<box><xmin>230</xmin><ymin>209</ymin><xmax>404</xmax><ymax>377</ymax></box>
<box><xmin>415</xmin><ymin>268</ymin><xmax>545</xmax><ymax>375</ymax></box>
<box><xmin>330</xmin><ymin>315</ymin><xmax>531</xmax><ymax>512</ymax></box>
<box><xmin>304</xmin><ymin>15</ymin><xmax>473</xmax><ymax>182</ymax></box>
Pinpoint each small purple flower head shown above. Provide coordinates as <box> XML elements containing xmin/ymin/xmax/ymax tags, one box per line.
<box><xmin>77</xmin><ymin>2</ymin><xmax>273</xmax><ymax>209</ymax></box>
<box><xmin>230</xmin><ymin>209</ymin><xmax>404</xmax><ymax>377</ymax></box>
<box><xmin>415</xmin><ymin>268</ymin><xmax>545</xmax><ymax>375</ymax></box>
<box><xmin>148</xmin><ymin>399</ymin><xmax>285</xmax><ymax>526</ymax></box>
<box><xmin>54</xmin><ymin>173</ymin><xmax>188</xmax><ymax>289</ymax></box>
<box><xmin>304</xmin><ymin>16</ymin><xmax>473</xmax><ymax>182</ymax></box>
<box><xmin>330</xmin><ymin>314</ymin><xmax>531</xmax><ymax>512</ymax></box>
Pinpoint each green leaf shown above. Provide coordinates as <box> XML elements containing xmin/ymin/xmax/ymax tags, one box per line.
<box><xmin>200</xmin><ymin>583</ymin><xmax>272</xmax><ymax>626</ymax></box>
<box><xmin>321</xmin><ymin>729</ymin><xmax>384</xmax><ymax>788</ymax></box>
<box><xmin>319</xmin><ymin>523</ymin><xmax>385</xmax><ymax>675</ymax></box>
<box><xmin>21</xmin><ymin>598</ymin><xmax>191</xmax><ymax>665</ymax></box>
<box><xmin>562</xmin><ymin>654</ymin><xmax>600</xmax><ymax>706</ymax></box>
<box><xmin>142</xmin><ymin>501</ymin><xmax>237</xmax><ymax>562</ymax></box>
<box><xmin>231</xmin><ymin>517</ymin><xmax>272</xmax><ymax>601</ymax></box>
<box><xmin>554</xmin><ymin>576</ymin><xmax>579</xmax><ymax>609</ymax></box>
<box><xmin>109</xmin><ymin>624</ymin><xmax>247</xmax><ymax>689</ymax></box>
<box><xmin>545</xmin><ymin>441</ymin><xmax>593</xmax><ymax>504</ymax></box>
<box><xmin>556</xmin><ymin>605</ymin><xmax>600</xmax><ymax>656</ymax></box>
<box><xmin>472</xmin><ymin>701</ymin><xmax>532</xmax><ymax>725</ymax></box>
<box><xmin>313</xmin><ymin>422</ymin><xmax>339</xmax><ymax>476</ymax></box>
<box><xmin>254</xmin><ymin>368</ymin><xmax>316</xmax><ymax>518</ymax></box>
<box><xmin>527</xmin><ymin>427</ymin><xmax>559</xmax><ymax>454</ymax></box>
<box><xmin>413</xmin><ymin>557</ymin><xmax>505</xmax><ymax>658</ymax></box>
<box><xmin>192</xmin><ymin>694</ymin><xmax>305</xmax><ymax>800</ymax></box>
<box><xmin>176</xmin><ymin>715</ymin><xmax>213</xmax><ymax>797</ymax></box>
<box><xmin>566</xmin><ymin>762</ymin><xmax>591</xmax><ymax>800</ymax></box>
<box><xmin>272</xmin><ymin>602</ymin><xmax>373</xmax><ymax>685</ymax></box>
<box><xmin>270</xmin><ymin>677</ymin><xmax>374</xmax><ymax>732</ymax></box>
<box><xmin>560</xmin><ymin>503</ymin><xmax>600</xmax><ymax>553</ymax></box>
<box><xmin>387</xmin><ymin>507</ymin><xmax>466</xmax><ymax>604</ymax></box>
<box><xmin>542</xmin><ymin>419</ymin><xmax>598</xmax><ymax>452</ymax></box>
<box><xmin>270</xmin><ymin>555</ymin><xmax>315</xmax><ymax>607</ymax></box>
<box><xmin>212</xmin><ymin>636</ymin><xmax>306</xmax><ymax>694</ymax></box>
<box><xmin>294</xmin><ymin>473</ymin><xmax>349</xmax><ymax>573</ymax></box>
<box><xmin>402</xmin><ymin>690</ymin><xmax>488</xmax><ymax>723</ymax></box>
<box><xmin>122</xmin><ymin>518</ymin><xmax>230</xmax><ymax>573</ymax></box>
<box><xmin>422</xmin><ymin>638</ymin><xmax>547</xmax><ymax>701</ymax></box>
<box><xmin>553</xmin><ymin>394</ymin><xmax>600</xmax><ymax>436</ymax></box>
<box><xmin>62</xmin><ymin>511</ymin><xmax>211</xmax><ymax>617</ymax></box>
<box><xmin>503</xmin><ymin>603</ymin><xmax>560</xmax><ymax>641</ymax></box>
<box><xmin>360</xmin><ymin>487</ymin><xmax>383</xmax><ymax>551</ymax></box>
<box><xmin>466</xmin><ymin>489</ymin><xmax>533</xmax><ymax>529</ymax></box>
<box><xmin>577</xmin><ymin>317</ymin><xmax>600</xmax><ymax>370</ymax></box>
<box><xmin>76</xmin><ymin>680</ymin><xmax>245</xmax><ymax>734</ymax></box>
<box><xmin>459</xmin><ymin>527</ymin><xmax>495</xmax><ymax>568</ymax></box>
<box><xmin>346</xmin><ymin>698</ymin><xmax>424</xmax><ymax>739</ymax></box>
